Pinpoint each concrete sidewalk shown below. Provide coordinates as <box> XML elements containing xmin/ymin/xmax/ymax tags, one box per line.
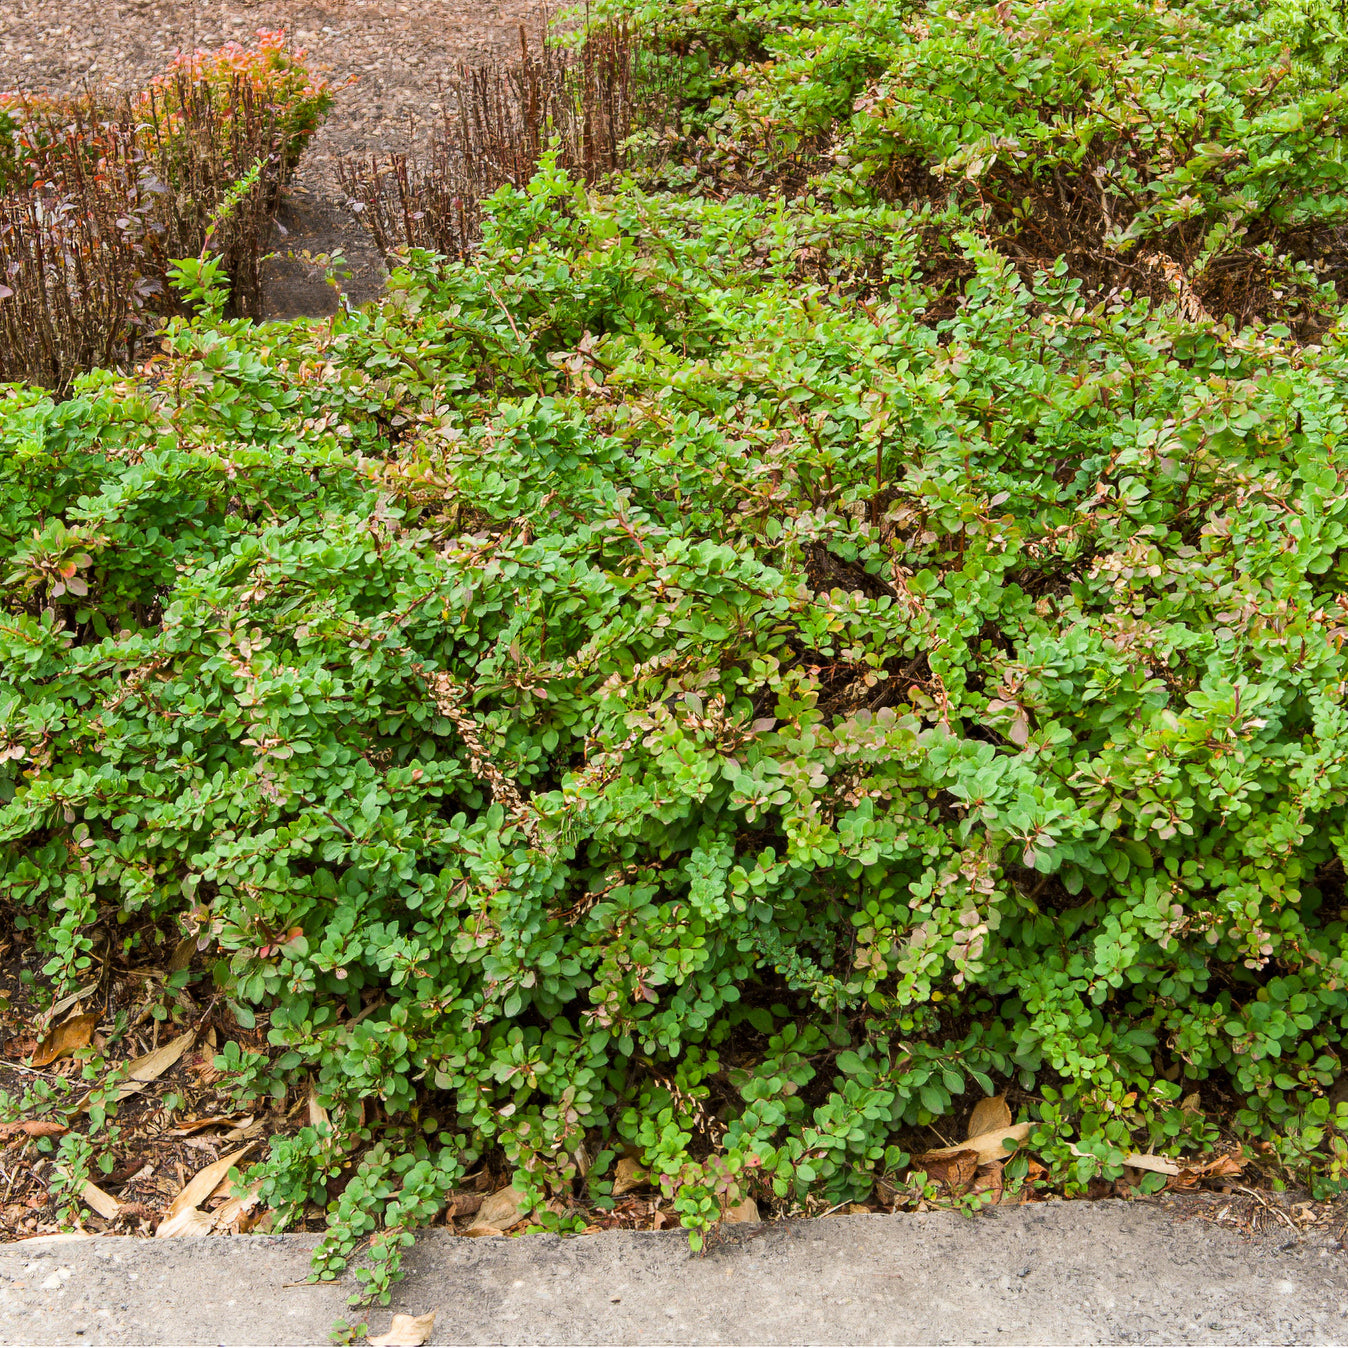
<box><xmin>1</xmin><ymin>1202</ymin><xmax>1345</xmax><ymax>1345</ymax></box>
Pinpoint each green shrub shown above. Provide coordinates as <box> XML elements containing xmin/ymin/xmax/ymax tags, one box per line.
<box><xmin>599</xmin><ymin>0</ymin><xmax>1348</xmax><ymax>329</ymax></box>
<box><xmin>6</xmin><ymin>150</ymin><xmax>1348</xmax><ymax>1291</ymax></box>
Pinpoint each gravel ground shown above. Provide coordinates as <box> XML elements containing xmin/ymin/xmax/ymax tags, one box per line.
<box><xmin>3</xmin><ymin>1202</ymin><xmax>1348</xmax><ymax>1346</ymax></box>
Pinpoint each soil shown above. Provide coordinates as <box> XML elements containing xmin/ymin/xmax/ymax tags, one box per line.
<box><xmin>0</xmin><ymin>0</ymin><xmax>552</xmax><ymax>315</ymax></box>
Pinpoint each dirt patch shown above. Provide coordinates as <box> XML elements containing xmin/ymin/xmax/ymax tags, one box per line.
<box><xmin>0</xmin><ymin>935</ymin><xmax>287</xmax><ymax>1243</ymax></box>
<box><xmin>2</xmin><ymin>0</ymin><xmax>552</xmax><ymax>315</ymax></box>
<box><xmin>264</xmin><ymin>183</ymin><xmax>385</xmax><ymax>318</ymax></box>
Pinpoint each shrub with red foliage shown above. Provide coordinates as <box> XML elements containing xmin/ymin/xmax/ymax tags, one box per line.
<box><xmin>0</xmin><ymin>32</ymin><xmax>334</xmax><ymax>391</ymax></box>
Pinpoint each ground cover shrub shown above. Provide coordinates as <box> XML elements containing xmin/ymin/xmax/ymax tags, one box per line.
<box><xmin>7</xmin><ymin>150</ymin><xmax>1348</xmax><ymax>1294</ymax></box>
<box><xmin>591</xmin><ymin>0</ymin><xmax>1348</xmax><ymax>332</ymax></box>
<box><xmin>0</xmin><ymin>32</ymin><xmax>333</xmax><ymax>389</ymax></box>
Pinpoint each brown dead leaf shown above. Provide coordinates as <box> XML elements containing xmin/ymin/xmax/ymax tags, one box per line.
<box><xmin>115</xmin><ymin>1030</ymin><xmax>194</xmax><ymax>1101</ymax></box>
<box><xmin>443</xmin><ymin>1191</ymin><xmax>483</xmax><ymax>1219</ymax></box>
<box><xmin>308</xmin><ymin>1083</ymin><xmax>329</xmax><ymax>1130</ymax></box>
<box><xmin>1171</xmin><ymin>1153</ymin><xmax>1245</xmax><ymax>1189</ymax></box>
<box><xmin>81</xmin><ymin>1181</ymin><xmax>121</xmax><ymax>1220</ymax></box>
<box><xmin>156</xmin><ymin>1144</ymin><xmax>253</xmax><ymax>1237</ymax></box>
<box><xmin>1190</xmin><ymin>1152</ymin><xmax>1245</xmax><ymax>1178</ymax></box>
<box><xmin>168</xmin><ymin>1115</ymin><xmax>245</xmax><ymax>1137</ymax></box>
<box><xmin>156</xmin><ymin>1206</ymin><xmax>214</xmax><ymax>1238</ymax></box>
<box><xmin>611</xmin><ymin>1156</ymin><xmax>648</xmax><ymax>1196</ymax></box>
<box><xmin>723</xmin><ymin>1196</ymin><xmax>759</xmax><ymax>1223</ymax></box>
<box><xmin>967</xmin><ymin>1095</ymin><xmax>1012</xmax><ymax>1140</ymax></box>
<box><xmin>1121</xmin><ymin>1153</ymin><xmax>1182</xmax><ymax>1175</ymax></box>
<box><xmin>0</xmin><ymin>1120</ymin><xmax>67</xmax><ymax>1142</ymax></box>
<box><xmin>471</xmin><ymin>1185</ymin><xmax>526</xmax><ymax>1232</ymax></box>
<box><xmin>368</xmin><ymin>1310</ymin><xmax>436</xmax><ymax>1347</ymax></box>
<box><xmin>75</xmin><ymin>1029</ymin><xmax>196</xmax><ymax>1113</ymax></box>
<box><xmin>924</xmin><ymin>1121</ymin><xmax>1032</xmax><ymax>1165</ymax></box>
<box><xmin>970</xmin><ymin>1162</ymin><xmax>1003</xmax><ymax>1204</ymax></box>
<box><xmin>220</xmin><ymin>1115</ymin><xmax>262</xmax><ymax>1142</ymax></box>
<box><xmin>917</xmin><ymin>1148</ymin><xmax>980</xmax><ymax>1193</ymax></box>
<box><xmin>31</xmin><ymin>1013</ymin><xmax>97</xmax><ymax>1068</ymax></box>
<box><xmin>41</xmin><ymin>983</ymin><xmax>100</xmax><ymax>1030</ymax></box>
<box><xmin>235</xmin><ymin>1205</ymin><xmax>272</xmax><ymax>1234</ymax></box>
<box><xmin>209</xmin><ymin>1182</ymin><xmax>262</xmax><ymax>1233</ymax></box>
<box><xmin>1067</xmin><ymin>1142</ymin><xmax>1189</xmax><ymax>1176</ymax></box>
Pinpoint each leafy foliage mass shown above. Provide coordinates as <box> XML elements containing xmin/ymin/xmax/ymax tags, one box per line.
<box><xmin>6</xmin><ymin>0</ymin><xmax>1348</xmax><ymax>1299</ymax></box>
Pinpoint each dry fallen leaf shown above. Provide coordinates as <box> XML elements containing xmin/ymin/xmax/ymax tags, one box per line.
<box><xmin>1122</xmin><ymin>1153</ymin><xmax>1183</xmax><ymax>1176</ymax></box>
<box><xmin>917</xmin><ymin>1147</ymin><xmax>980</xmax><ymax>1193</ymax></box>
<box><xmin>168</xmin><ymin>1115</ymin><xmax>245</xmax><ymax>1137</ymax></box>
<box><xmin>1170</xmin><ymin>1153</ymin><xmax>1245</xmax><ymax>1188</ymax></box>
<box><xmin>31</xmin><ymin>1013</ymin><xmax>98</xmax><ymax>1068</ymax></box>
<box><xmin>156</xmin><ymin>1206</ymin><xmax>214</xmax><ymax>1238</ymax></box>
<box><xmin>308</xmin><ymin>1082</ymin><xmax>330</xmax><ymax>1130</ymax></box>
<box><xmin>967</xmin><ymin>1094</ymin><xmax>1013</xmax><ymax>1140</ymax></box>
<box><xmin>468</xmin><ymin>1185</ymin><xmax>526</xmax><ymax>1233</ymax></box>
<box><xmin>75</xmin><ymin>1029</ymin><xmax>196</xmax><ymax>1113</ymax></box>
<box><xmin>444</xmin><ymin>1191</ymin><xmax>484</xmax><ymax>1219</ymax></box>
<box><xmin>81</xmin><ymin>1181</ymin><xmax>121</xmax><ymax>1220</ymax></box>
<box><xmin>1193</xmin><ymin>1153</ymin><xmax>1244</xmax><ymax>1178</ymax></box>
<box><xmin>156</xmin><ymin>1144</ymin><xmax>254</xmax><ymax>1237</ymax></box>
<box><xmin>970</xmin><ymin>1161</ymin><xmax>1004</xmax><ymax>1205</ymax></box>
<box><xmin>368</xmin><ymin>1310</ymin><xmax>436</xmax><ymax>1347</ymax></box>
<box><xmin>114</xmin><ymin>1030</ymin><xmax>195</xmax><ymax>1101</ymax></box>
<box><xmin>0</xmin><ymin>1120</ymin><xmax>67</xmax><ymax>1142</ymax></box>
<box><xmin>723</xmin><ymin>1197</ymin><xmax>759</xmax><ymax>1223</ymax></box>
<box><xmin>220</xmin><ymin>1115</ymin><xmax>263</xmax><ymax>1142</ymax></box>
<box><xmin>41</xmin><ymin>983</ymin><xmax>100</xmax><ymax>1030</ymax></box>
<box><xmin>1068</xmin><ymin>1142</ymin><xmax>1188</xmax><ymax>1176</ymax></box>
<box><xmin>925</xmin><ymin>1121</ymin><xmax>1033</xmax><ymax>1165</ymax></box>
<box><xmin>208</xmin><ymin>1182</ymin><xmax>262</xmax><ymax>1233</ymax></box>
<box><xmin>611</xmin><ymin>1157</ymin><xmax>648</xmax><ymax>1196</ymax></box>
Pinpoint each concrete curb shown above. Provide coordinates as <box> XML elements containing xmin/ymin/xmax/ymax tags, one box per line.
<box><xmin>2</xmin><ymin>1201</ymin><xmax>1346</xmax><ymax>1345</ymax></box>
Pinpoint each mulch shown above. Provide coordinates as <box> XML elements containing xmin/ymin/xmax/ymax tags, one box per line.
<box><xmin>0</xmin><ymin>933</ymin><xmax>277</xmax><ymax>1240</ymax></box>
<box><xmin>2</xmin><ymin>0</ymin><xmax>548</xmax><ymax>176</ymax></box>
